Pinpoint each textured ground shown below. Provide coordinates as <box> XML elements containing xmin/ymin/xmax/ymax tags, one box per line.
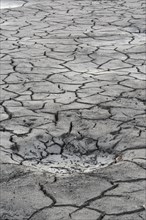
<box><xmin>0</xmin><ymin>0</ymin><xmax>146</xmax><ymax>219</ymax></box>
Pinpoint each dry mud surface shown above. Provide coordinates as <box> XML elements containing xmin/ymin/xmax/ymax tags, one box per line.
<box><xmin>0</xmin><ymin>0</ymin><xmax>146</xmax><ymax>219</ymax></box>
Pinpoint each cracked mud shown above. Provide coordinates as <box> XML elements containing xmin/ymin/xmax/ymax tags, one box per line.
<box><xmin>0</xmin><ymin>0</ymin><xmax>146</xmax><ymax>219</ymax></box>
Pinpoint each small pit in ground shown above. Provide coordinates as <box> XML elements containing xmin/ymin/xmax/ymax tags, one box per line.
<box><xmin>10</xmin><ymin>133</ymin><xmax>116</xmax><ymax>175</ymax></box>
